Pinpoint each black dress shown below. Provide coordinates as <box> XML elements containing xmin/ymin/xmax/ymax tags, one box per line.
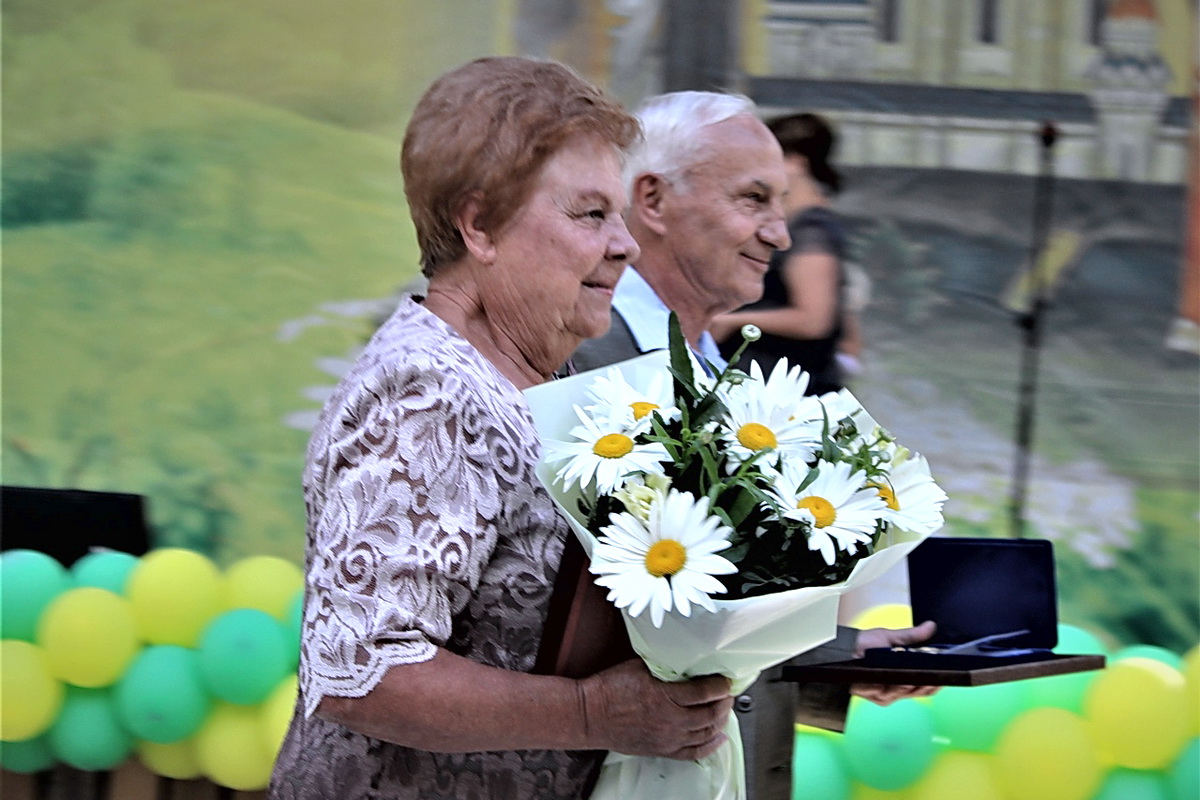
<box><xmin>723</xmin><ymin>206</ymin><xmax>847</xmax><ymax>396</ymax></box>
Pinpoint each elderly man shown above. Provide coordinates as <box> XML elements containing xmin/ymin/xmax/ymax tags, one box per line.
<box><xmin>568</xmin><ymin>91</ymin><xmax>788</xmax><ymax>374</ymax></box>
<box><xmin>567</xmin><ymin>91</ymin><xmax>935</xmax><ymax>800</ymax></box>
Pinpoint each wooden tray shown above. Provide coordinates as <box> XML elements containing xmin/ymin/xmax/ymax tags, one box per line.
<box><xmin>781</xmin><ymin>653</ymin><xmax>1106</xmax><ymax>687</ymax></box>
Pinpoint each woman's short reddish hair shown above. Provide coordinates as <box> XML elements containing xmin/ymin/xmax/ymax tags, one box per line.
<box><xmin>401</xmin><ymin>57</ymin><xmax>640</xmax><ymax>277</ymax></box>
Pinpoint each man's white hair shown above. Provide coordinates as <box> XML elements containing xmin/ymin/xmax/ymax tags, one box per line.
<box><xmin>624</xmin><ymin>90</ymin><xmax>757</xmax><ymax>192</ymax></box>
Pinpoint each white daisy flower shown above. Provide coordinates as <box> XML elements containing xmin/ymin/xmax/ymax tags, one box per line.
<box><xmin>832</xmin><ymin>400</ymin><xmax>901</xmax><ymax>467</ymax></box>
<box><xmin>868</xmin><ymin>454</ymin><xmax>947</xmax><ymax>536</ymax></box>
<box><xmin>590</xmin><ymin>489</ymin><xmax>738</xmax><ymax>627</ymax></box>
<box><xmin>819</xmin><ymin>389</ymin><xmax>863</xmax><ymax>431</ymax></box>
<box><xmin>766</xmin><ymin>459</ymin><xmax>889</xmax><ymax>566</ymax></box>
<box><xmin>583</xmin><ymin>367</ymin><xmax>680</xmax><ymax>432</ymax></box>
<box><xmin>543</xmin><ymin>407</ymin><xmax>672</xmax><ymax>494</ymax></box>
<box><xmin>718</xmin><ymin>360</ymin><xmax>824</xmax><ymax>469</ymax></box>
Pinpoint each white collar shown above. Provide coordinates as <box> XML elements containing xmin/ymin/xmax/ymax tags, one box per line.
<box><xmin>612</xmin><ymin>268</ymin><xmax>727</xmax><ymax>371</ymax></box>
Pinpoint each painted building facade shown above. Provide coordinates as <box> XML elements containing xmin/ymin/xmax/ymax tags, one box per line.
<box><xmin>748</xmin><ymin>0</ymin><xmax>1190</xmax><ymax>183</ymax></box>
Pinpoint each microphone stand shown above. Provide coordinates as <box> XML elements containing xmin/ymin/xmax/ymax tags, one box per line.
<box><xmin>1009</xmin><ymin>121</ymin><xmax>1059</xmax><ymax>539</ymax></box>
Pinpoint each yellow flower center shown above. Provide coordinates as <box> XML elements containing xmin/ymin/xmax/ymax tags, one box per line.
<box><xmin>630</xmin><ymin>401</ymin><xmax>659</xmax><ymax>421</ymax></box>
<box><xmin>868</xmin><ymin>482</ymin><xmax>900</xmax><ymax>511</ymax></box>
<box><xmin>644</xmin><ymin>539</ymin><xmax>687</xmax><ymax>577</ymax></box>
<box><xmin>736</xmin><ymin>422</ymin><xmax>777</xmax><ymax>451</ymax></box>
<box><xmin>593</xmin><ymin>433</ymin><xmax>634</xmax><ymax>458</ymax></box>
<box><xmin>797</xmin><ymin>496</ymin><xmax>837</xmax><ymax>528</ymax></box>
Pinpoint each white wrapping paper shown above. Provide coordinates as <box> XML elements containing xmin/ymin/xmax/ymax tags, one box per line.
<box><xmin>524</xmin><ymin>351</ymin><xmax>929</xmax><ymax>800</ymax></box>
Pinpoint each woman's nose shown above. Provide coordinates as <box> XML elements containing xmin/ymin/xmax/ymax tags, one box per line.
<box><xmin>610</xmin><ymin>220</ymin><xmax>641</xmax><ymax>263</ymax></box>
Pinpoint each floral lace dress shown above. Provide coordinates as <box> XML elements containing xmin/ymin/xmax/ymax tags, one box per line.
<box><xmin>268</xmin><ymin>297</ymin><xmax>605</xmax><ymax>800</ymax></box>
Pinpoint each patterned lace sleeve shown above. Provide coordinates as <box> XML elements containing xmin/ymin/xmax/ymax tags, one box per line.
<box><xmin>299</xmin><ymin>358</ymin><xmax>507</xmax><ymax>716</ymax></box>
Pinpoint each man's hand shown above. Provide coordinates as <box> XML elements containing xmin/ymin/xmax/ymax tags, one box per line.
<box><xmin>850</xmin><ymin>620</ymin><xmax>940</xmax><ymax>706</ymax></box>
<box><xmin>855</xmin><ymin>620</ymin><xmax>938</xmax><ymax>657</ymax></box>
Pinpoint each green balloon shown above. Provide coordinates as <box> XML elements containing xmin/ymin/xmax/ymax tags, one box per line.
<box><xmin>791</xmin><ymin>733</ymin><xmax>850</xmax><ymax>800</ymax></box>
<box><xmin>0</xmin><ymin>550</ymin><xmax>69</xmax><ymax>641</ymax></box>
<box><xmin>1024</xmin><ymin>624</ymin><xmax>1109</xmax><ymax>712</ymax></box>
<box><xmin>1170</xmin><ymin>738</ymin><xmax>1199</xmax><ymax>800</ymax></box>
<box><xmin>285</xmin><ymin>590</ymin><xmax>303</xmax><ymax>669</ymax></box>
<box><xmin>1092</xmin><ymin>768</ymin><xmax>1169</xmax><ymax>800</ymax></box>
<box><xmin>48</xmin><ymin>687</ymin><xmax>133</xmax><ymax>771</ymax></box>
<box><xmin>198</xmin><ymin>609</ymin><xmax>290</xmax><ymax>705</ymax></box>
<box><xmin>843</xmin><ymin>698</ymin><xmax>936</xmax><ymax>791</ymax></box>
<box><xmin>115</xmin><ymin>645</ymin><xmax>212</xmax><ymax>743</ymax></box>
<box><xmin>0</xmin><ymin>735</ymin><xmax>56</xmax><ymax>774</ymax></box>
<box><xmin>1024</xmin><ymin>669</ymin><xmax>1098</xmax><ymax>713</ymax></box>
<box><xmin>1055</xmin><ymin>623</ymin><xmax>1109</xmax><ymax>655</ymax></box>
<box><xmin>71</xmin><ymin>551</ymin><xmax>140</xmax><ymax>595</ymax></box>
<box><xmin>930</xmin><ymin>681</ymin><xmax>1026</xmax><ymax>752</ymax></box>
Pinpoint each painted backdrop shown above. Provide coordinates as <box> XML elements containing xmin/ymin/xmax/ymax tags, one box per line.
<box><xmin>3</xmin><ymin>0</ymin><xmax>1196</xmax><ymax>651</ymax></box>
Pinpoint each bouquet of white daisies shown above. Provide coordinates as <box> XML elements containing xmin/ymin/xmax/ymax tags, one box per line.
<box><xmin>523</xmin><ymin>317</ymin><xmax>947</xmax><ymax>800</ymax></box>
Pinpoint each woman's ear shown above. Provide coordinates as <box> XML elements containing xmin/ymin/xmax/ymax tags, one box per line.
<box><xmin>629</xmin><ymin>172</ymin><xmax>670</xmax><ymax>236</ymax></box>
<box><xmin>454</xmin><ymin>192</ymin><xmax>496</xmax><ymax>265</ymax></box>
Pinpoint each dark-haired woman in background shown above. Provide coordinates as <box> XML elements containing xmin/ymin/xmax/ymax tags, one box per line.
<box><xmin>712</xmin><ymin>112</ymin><xmax>849</xmax><ymax>396</ymax></box>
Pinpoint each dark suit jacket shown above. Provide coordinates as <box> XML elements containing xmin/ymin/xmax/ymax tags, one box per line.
<box><xmin>566</xmin><ymin>309</ymin><xmax>641</xmax><ymax>375</ymax></box>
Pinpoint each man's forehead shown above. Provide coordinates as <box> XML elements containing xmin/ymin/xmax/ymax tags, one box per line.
<box><xmin>687</xmin><ymin>143</ymin><xmax>786</xmax><ymax>189</ymax></box>
<box><xmin>697</xmin><ymin>114</ymin><xmax>773</xmax><ymax>146</ymax></box>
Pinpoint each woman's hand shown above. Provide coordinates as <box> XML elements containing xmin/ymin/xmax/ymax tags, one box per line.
<box><xmin>580</xmin><ymin>659</ymin><xmax>733</xmax><ymax>761</ymax></box>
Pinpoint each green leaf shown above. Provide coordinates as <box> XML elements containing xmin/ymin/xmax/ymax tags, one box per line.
<box><xmin>725</xmin><ymin>486</ymin><xmax>761</xmax><ymax>528</ymax></box>
<box><xmin>721</xmin><ymin>542</ymin><xmax>750</xmax><ymax>563</ymax></box>
<box><xmin>666</xmin><ymin>312</ymin><xmax>696</xmax><ymax>396</ymax></box>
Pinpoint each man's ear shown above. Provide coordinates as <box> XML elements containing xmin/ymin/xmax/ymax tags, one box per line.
<box><xmin>454</xmin><ymin>192</ymin><xmax>496</xmax><ymax>265</ymax></box>
<box><xmin>630</xmin><ymin>173</ymin><xmax>670</xmax><ymax>236</ymax></box>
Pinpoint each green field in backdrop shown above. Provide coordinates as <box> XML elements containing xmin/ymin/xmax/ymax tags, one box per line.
<box><xmin>3</xmin><ymin>0</ymin><xmax>1196</xmax><ymax>652</ymax></box>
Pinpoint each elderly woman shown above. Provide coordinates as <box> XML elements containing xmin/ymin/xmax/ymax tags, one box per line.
<box><xmin>267</xmin><ymin>57</ymin><xmax>734</xmax><ymax>800</ymax></box>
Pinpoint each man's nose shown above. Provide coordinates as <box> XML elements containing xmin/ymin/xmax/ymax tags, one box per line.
<box><xmin>761</xmin><ymin>215</ymin><xmax>791</xmax><ymax>251</ymax></box>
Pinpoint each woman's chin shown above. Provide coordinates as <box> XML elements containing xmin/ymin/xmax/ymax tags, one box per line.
<box><xmin>575</xmin><ymin>316</ymin><xmax>614</xmax><ymax>343</ymax></box>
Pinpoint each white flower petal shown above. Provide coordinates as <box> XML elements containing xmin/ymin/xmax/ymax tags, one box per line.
<box><xmin>587</xmin><ymin>489</ymin><xmax>734</xmax><ymax>627</ymax></box>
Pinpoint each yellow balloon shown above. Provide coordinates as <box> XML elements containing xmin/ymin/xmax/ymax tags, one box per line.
<box><xmin>850</xmin><ymin>603</ymin><xmax>913</xmax><ymax>630</ymax></box>
<box><xmin>0</xmin><ymin>640</ymin><xmax>64</xmax><ymax>741</ymax></box>
<box><xmin>1183</xmin><ymin>644</ymin><xmax>1199</xmax><ymax>736</ymax></box>
<box><xmin>259</xmin><ymin>674</ymin><xmax>297</xmax><ymax>756</ymax></box>
<box><xmin>138</xmin><ymin>738</ymin><xmax>202</xmax><ymax>780</ymax></box>
<box><xmin>195</xmin><ymin>703</ymin><xmax>274</xmax><ymax>791</ymax></box>
<box><xmin>36</xmin><ymin>588</ymin><xmax>139</xmax><ymax>687</ymax></box>
<box><xmin>223</xmin><ymin>556</ymin><xmax>303</xmax><ymax>619</ymax></box>
<box><xmin>795</xmin><ymin>722</ymin><xmax>840</xmax><ymax>738</ymax></box>
<box><xmin>849</xmin><ymin>783</ymin><xmax>903</xmax><ymax>800</ymax></box>
<box><xmin>126</xmin><ymin>549</ymin><xmax>223</xmax><ymax>647</ymax></box>
<box><xmin>907</xmin><ymin>751</ymin><xmax>1004</xmax><ymax>800</ymax></box>
<box><xmin>995</xmin><ymin>708</ymin><xmax>1101</xmax><ymax>800</ymax></box>
<box><xmin>1085</xmin><ymin>656</ymin><xmax>1190</xmax><ymax>769</ymax></box>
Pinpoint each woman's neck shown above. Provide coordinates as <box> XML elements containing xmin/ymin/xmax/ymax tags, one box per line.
<box><xmin>422</xmin><ymin>282</ymin><xmax>558</xmax><ymax>391</ymax></box>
